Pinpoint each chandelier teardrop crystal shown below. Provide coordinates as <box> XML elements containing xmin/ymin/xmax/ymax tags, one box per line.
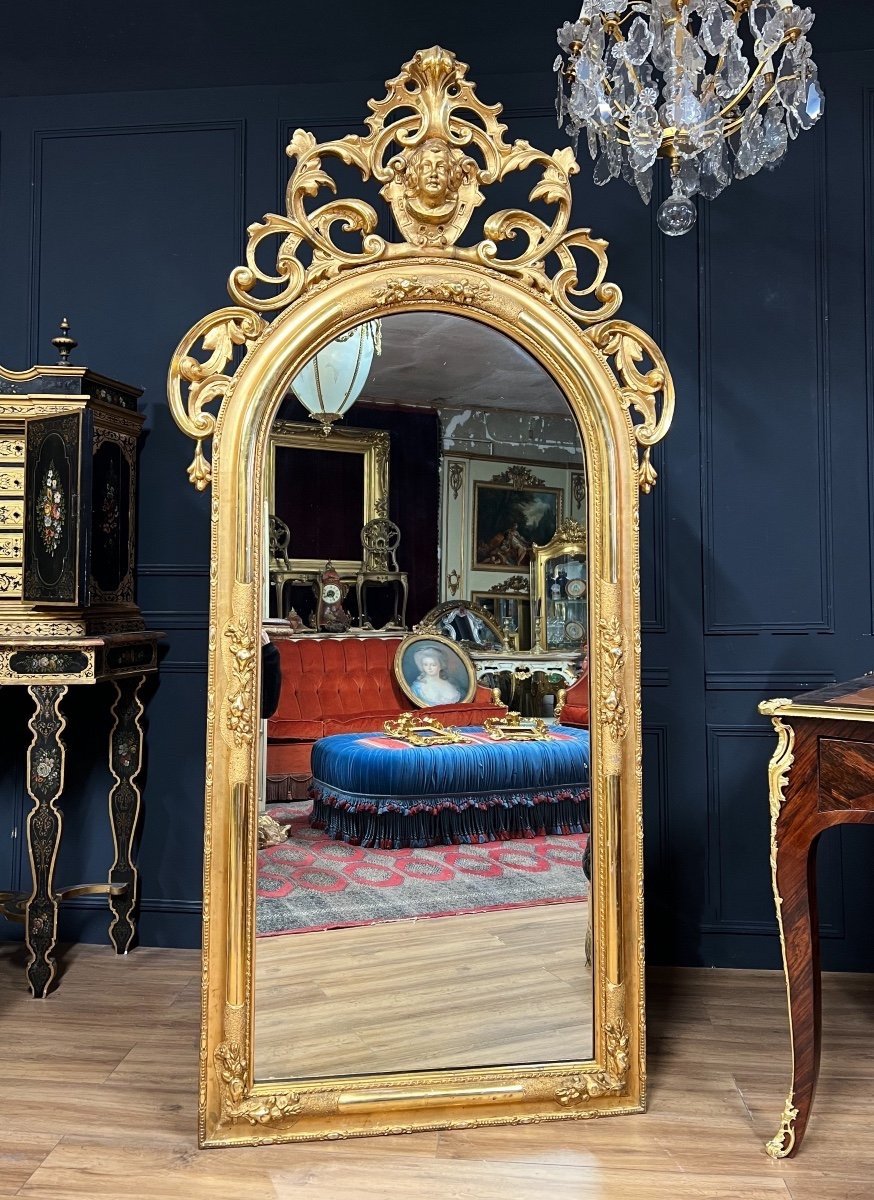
<box><xmin>555</xmin><ymin>1</ymin><xmax>824</xmax><ymax>235</ymax></box>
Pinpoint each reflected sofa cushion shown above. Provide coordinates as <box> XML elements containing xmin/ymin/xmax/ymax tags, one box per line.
<box><xmin>266</xmin><ymin>634</ymin><xmax>504</xmax><ymax>792</ymax></box>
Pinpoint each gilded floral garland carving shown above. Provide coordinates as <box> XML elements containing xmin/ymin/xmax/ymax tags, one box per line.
<box><xmin>223</xmin><ymin>618</ymin><xmax>257</xmax><ymax>747</ymax></box>
<box><xmin>215</xmin><ymin>1042</ymin><xmax>302</xmax><ymax>1127</ymax></box>
<box><xmin>372</xmin><ymin>277</ymin><xmax>491</xmax><ymax>307</ymax></box>
<box><xmin>599</xmin><ymin>614</ymin><xmax>627</xmax><ymax>743</ymax></box>
<box><xmin>555</xmin><ymin>1019</ymin><xmax>629</xmax><ymax>1105</ymax></box>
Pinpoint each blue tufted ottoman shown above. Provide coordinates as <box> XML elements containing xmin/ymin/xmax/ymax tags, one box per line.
<box><xmin>308</xmin><ymin>725</ymin><xmax>590</xmax><ymax>849</ymax></box>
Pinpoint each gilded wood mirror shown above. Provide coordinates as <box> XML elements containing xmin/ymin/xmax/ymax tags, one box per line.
<box><xmin>168</xmin><ymin>47</ymin><xmax>673</xmax><ymax>1148</ymax></box>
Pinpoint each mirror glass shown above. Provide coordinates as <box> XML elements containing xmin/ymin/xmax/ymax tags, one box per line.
<box><xmin>254</xmin><ymin>312</ymin><xmax>592</xmax><ymax>1082</ymax></box>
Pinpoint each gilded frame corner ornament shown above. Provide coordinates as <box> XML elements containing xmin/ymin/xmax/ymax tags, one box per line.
<box><xmin>167</xmin><ymin>46</ymin><xmax>672</xmax><ymax>1148</ymax></box>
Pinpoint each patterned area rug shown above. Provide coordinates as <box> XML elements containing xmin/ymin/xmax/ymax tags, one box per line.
<box><xmin>257</xmin><ymin>803</ymin><xmax>588</xmax><ymax>936</ymax></box>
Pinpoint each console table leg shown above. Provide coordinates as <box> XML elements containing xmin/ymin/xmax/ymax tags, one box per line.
<box><xmin>107</xmin><ymin>674</ymin><xmax>146</xmax><ymax>954</ymax></box>
<box><xmin>766</xmin><ymin>829</ymin><xmax>822</xmax><ymax>1159</ymax></box>
<box><xmin>24</xmin><ymin>684</ymin><xmax>68</xmax><ymax>998</ymax></box>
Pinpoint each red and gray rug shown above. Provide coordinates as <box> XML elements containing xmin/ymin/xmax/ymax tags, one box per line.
<box><xmin>257</xmin><ymin>803</ymin><xmax>589</xmax><ymax>937</ymax></box>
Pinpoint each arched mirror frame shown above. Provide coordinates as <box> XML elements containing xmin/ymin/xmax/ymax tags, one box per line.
<box><xmin>169</xmin><ymin>46</ymin><xmax>673</xmax><ymax>1148</ymax></box>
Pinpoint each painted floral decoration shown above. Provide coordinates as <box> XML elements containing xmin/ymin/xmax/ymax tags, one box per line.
<box><xmin>31</xmin><ymin>748</ymin><xmax>59</xmax><ymax>791</ymax></box>
<box><xmin>40</xmin><ymin>464</ymin><xmax>65</xmax><ymax>554</ymax></box>
<box><xmin>101</xmin><ymin>463</ymin><xmax>119</xmax><ymax>541</ymax></box>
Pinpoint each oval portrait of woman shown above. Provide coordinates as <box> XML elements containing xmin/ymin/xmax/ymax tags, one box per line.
<box><xmin>394</xmin><ymin>632</ymin><xmax>477</xmax><ymax>708</ymax></box>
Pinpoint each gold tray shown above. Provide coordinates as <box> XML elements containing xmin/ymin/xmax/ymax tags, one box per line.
<box><xmin>383</xmin><ymin>712</ymin><xmax>470</xmax><ymax>747</ymax></box>
<box><xmin>482</xmin><ymin>712</ymin><xmax>555</xmax><ymax>741</ymax></box>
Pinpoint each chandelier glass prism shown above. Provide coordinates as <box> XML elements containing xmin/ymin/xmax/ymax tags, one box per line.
<box><xmin>555</xmin><ymin>0</ymin><xmax>824</xmax><ymax>235</ymax></box>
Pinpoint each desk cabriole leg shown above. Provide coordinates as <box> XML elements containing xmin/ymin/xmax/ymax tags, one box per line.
<box><xmin>24</xmin><ymin>683</ymin><xmax>68</xmax><ymax>998</ymax></box>
<box><xmin>107</xmin><ymin>674</ymin><xmax>145</xmax><ymax>953</ymax></box>
<box><xmin>767</xmin><ymin>826</ymin><xmax>822</xmax><ymax>1158</ymax></box>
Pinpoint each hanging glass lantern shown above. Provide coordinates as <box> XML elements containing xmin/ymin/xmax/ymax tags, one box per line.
<box><xmin>290</xmin><ymin>320</ymin><xmax>382</xmax><ymax>434</ymax></box>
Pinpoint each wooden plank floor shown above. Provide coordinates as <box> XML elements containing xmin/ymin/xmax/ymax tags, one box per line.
<box><xmin>1</xmin><ymin>939</ymin><xmax>873</xmax><ymax>1198</ymax></box>
<box><xmin>254</xmin><ymin>903</ymin><xmax>593</xmax><ymax>1079</ymax></box>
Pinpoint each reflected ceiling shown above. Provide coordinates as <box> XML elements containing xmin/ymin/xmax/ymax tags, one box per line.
<box><xmin>359</xmin><ymin>313</ymin><xmax>568</xmax><ymax>414</ymax></box>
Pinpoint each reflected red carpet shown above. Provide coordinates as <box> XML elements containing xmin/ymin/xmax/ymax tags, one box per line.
<box><xmin>257</xmin><ymin>803</ymin><xmax>588</xmax><ymax>936</ymax></box>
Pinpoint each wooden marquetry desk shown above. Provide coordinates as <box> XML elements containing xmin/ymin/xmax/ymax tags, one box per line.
<box><xmin>760</xmin><ymin>676</ymin><xmax>874</xmax><ymax>1158</ymax></box>
<box><xmin>0</xmin><ymin>631</ymin><xmax>160</xmax><ymax>997</ymax></box>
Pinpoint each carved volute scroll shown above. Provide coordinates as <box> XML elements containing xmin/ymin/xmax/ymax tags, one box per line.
<box><xmin>167</xmin><ymin>46</ymin><xmax>673</xmax><ymax>491</ymax></box>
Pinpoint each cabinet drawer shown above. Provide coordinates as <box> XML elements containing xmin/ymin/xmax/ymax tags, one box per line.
<box><xmin>818</xmin><ymin>737</ymin><xmax>874</xmax><ymax>812</ymax></box>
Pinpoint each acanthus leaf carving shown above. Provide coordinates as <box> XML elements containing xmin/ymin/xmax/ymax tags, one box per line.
<box><xmin>585</xmin><ymin>320</ymin><xmax>675</xmax><ymax>493</ymax></box>
<box><xmin>759</xmin><ymin>701</ymin><xmax>798</xmax><ymax>1159</ymax></box>
<box><xmin>167</xmin><ymin>47</ymin><xmax>651</xmax><ymax>487</ymax></box>
<box><xmin>168</xmin><ymin>308</ymin><xmax>266</xmax><ymax>491</ymax></box>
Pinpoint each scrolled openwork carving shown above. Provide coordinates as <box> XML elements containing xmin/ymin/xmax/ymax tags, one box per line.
<box><xmin>585</xmin><ymin>321</ymin><xmax>675</xmax><ymax>495</ymax></box>
<box><xmin>165</xmin><ymin>45</ymin><xmax>676</xmax><ymax>490</ymax></box>
<box><xmin>168</xmin><ymin>308</ymin><xmax>266</xmax><ymax>490</ymax></box>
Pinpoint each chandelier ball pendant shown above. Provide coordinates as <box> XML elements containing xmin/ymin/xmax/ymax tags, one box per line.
<box><xmin>555</xmin><ymin>0</ymin><xmax>824</xmax><ymax>235</ymax></box>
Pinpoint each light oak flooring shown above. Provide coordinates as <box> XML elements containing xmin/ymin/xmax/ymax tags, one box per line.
<box><xmin>1</xmin><ymin>939</ymin><xmax>874</xmax><ymax>1198</ymax></box>
<box><xmin>254</xmin><ymin>903</ymin><xmax>593</xmax><ymax>1079</ymax></box>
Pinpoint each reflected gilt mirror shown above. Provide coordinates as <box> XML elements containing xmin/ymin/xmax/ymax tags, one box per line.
<box><xmin>168</xmin><ymin>46</ymin><xmax>673</xmax><ymax>1147</ymax></box>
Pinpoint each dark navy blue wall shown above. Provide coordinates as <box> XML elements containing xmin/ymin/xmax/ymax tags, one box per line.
<box><xmin>0</xmin><ymin>2</ymin><xmax>873</xmax><ymax>966</ymax></box>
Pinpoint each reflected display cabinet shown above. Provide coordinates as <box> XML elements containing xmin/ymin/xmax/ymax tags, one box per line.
<box><xmin>531</xmin><ymin>518</ymin><xmax>588</xmax><ymax>653</ymax></box>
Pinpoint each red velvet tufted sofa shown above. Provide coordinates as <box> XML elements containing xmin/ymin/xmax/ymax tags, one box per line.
<box><xmin>266</xmin><ymin>634</ymin><xmax>505</xmax><ymax>800</ymax></box>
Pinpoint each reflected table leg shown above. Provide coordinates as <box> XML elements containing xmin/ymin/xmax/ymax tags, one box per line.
<box><xmin>24</xmin><ymin>683</ymin><xmax>68</xmax><ymax>998</ymax></box>
<box><xmin>107</xmin><ymin>674</ymin><xmax>146</xmax><ymax>953</ymax></box>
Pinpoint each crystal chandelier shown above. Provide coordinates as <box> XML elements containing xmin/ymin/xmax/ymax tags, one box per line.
<box><xmin>290</xmin><ymin>320</ymin><xmax>382</xmax><ymax>435</ymax></box>
<box><xmin>555</xmin><ymin>1</ymin><xmax>824</xmax><ymax>235</ymax></box>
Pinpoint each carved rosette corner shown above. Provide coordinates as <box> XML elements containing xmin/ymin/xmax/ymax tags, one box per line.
<box><xmin>214</xmin><ymin>1042</ymin><xmax>303</xmax><ymax>1128</ymax></box>
<box><xmin>584</xmin><ymin>321</ymin><xmax>675</xmax><ymax>494</ymax></box>
<box><xmin>554</xmin><ymin>1018</ymin><xmax>629</xmax><ymax>1107</ymax></box>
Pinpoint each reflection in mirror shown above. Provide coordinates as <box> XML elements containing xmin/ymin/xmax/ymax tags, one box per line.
<box><xmin>255</xmin><ymin>312</ymin><xmax>591</xmax><ymax>1082</ymax></box>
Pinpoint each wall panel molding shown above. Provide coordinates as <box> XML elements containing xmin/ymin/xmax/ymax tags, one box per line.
<box><xmin>706</xmin><ymin>724</ymin><xmax>844</xmax><ymax>937</ymax></box>
<box><xmin>28</xmin><ymin>119</ymin><xmax>246</xmax><ymax>364</ymax></box>
<box><xmin>865</xmin><ymin>86</ymin><xmax>874</xmax><ymax>636</ymax></box>
<box><xmin>700</xmin><ymin>132</ymin><xmax>833</xmax><ymax>635</ymax></box>
<box><xmin>643</xmin><ymin>723</ymin><xmax>670</xmax><ymax>878</ymax></box>
<box><xmin>705</xmin><ymin>671</ymin><xmax>836</xmax><ymax>692</ymax></box>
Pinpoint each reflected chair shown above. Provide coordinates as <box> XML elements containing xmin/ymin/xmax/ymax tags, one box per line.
<box><xmin>268</xmin><ymin>515</ymin><xmax>298</xmax><ymax>618</ymax></box>
<box><xmin>355</xmin><ymin>518</ymin><xmax>409</xmax><ymax>629</ymax></box>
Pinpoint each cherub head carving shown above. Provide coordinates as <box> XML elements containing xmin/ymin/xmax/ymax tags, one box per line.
<box><xmin>383</xmin><ymin>137</ymin><xmax>482</xmax><ymax>247</ymax></box>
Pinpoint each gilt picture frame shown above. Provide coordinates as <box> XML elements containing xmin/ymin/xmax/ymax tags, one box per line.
<box><xmin>394</xmin><ymin>630</ymin><xmax>477</xmax><ymax>708</ymax></box>
<box><xmin>473</xmin><ymin>478</ymin><xmax>562</xmax><ymax>572</ymax></box>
